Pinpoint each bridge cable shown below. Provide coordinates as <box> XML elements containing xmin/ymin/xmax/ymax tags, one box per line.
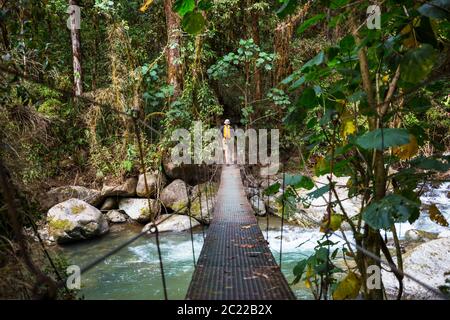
<box><xmin>132</xmin><ymin>114</ymin><xmax>168</xmax><ymax>300</ymax></box>
<box><xmin>266</xmin><ymin>165</ymin><xmax>270</xmax><ymax>241</ymax></box>
<box><xmin>182</xmin><ymin>166</ymin><xmax>196</xmax><ymax>267</ymax></box>
<box><xmin>197</xmin><ymin>165</ymin><xmax>205</xmax><ymax>240</ymax></box>
<box><xmin>279</xmin><ymin>172</ymin><xmax>286</xmax><ymax>268</ymax></box>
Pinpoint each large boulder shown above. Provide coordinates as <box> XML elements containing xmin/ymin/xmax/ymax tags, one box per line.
<box><xmin>404</xmin><ymin>229</ymin><xmax>438</xmax><ymax>242</ymax></box>
<box><xmin>118</xmin><ymin>198</ymin><xmax>160</xmax><ymax>223</ymax></box>
<box><xmin>162</xmin><ymin>157</ymin><xmax>210</xmax><ymax>185</ymax></box>
<box><xmin>250</xmin><ymin>195</ymin><xmax>266</xmax><ymax>216</ymax></box>
<box><xmin>160</xmin><ymin>179</ymin><xmax>189</xmax><ymax>212</ymax></box>
<box><xmin>47</xmin><ymin>199</ymin><xmax>109</xmax><ymax>244</ymax></box>
<box><xmin>190</xmin><ymin>193</ymin><xmax>212</xmax><ymax>224</ymax></box>
<box><xmin>290</xmin><ymin>175</ymin><xmax>360</xmax><ymax>229</ymax></box>
<box><xmin>136</xmin><ymin>171</ymin><xmax>167</xmax><ymax>197</ymax></box>
<box><xmin>142</xmin><ymin>214</ymin><xmax>200</xmax><ymax>233</ymax></box>
<box><xmin>105</xmin><ymin>210</ymin><xmax>128</xmax><ymax>223</ymax></box>
<box><xmin>42</xmin><ymin>186</ymin><xmax>103</xmax><ymax>210</ymax></box>
<box><xmin>383</xmin><ymin>237</ymin><xmax>450</xmax><ymax>299</ymax></box>
<box><xmin>101</xmin><ymin>177</ymin><xmax>137</xmax><ymax>197</ymax></box>
<box><xmin>100</xmin><ymin>197</ymin><xmax>117</xmax><ymax>211</ymax></box>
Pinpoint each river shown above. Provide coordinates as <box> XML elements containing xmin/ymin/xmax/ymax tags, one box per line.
<box><xmin>62</xmin><ymin>182</ymin><xmax>449</xmax><ymax>300</ymax></box>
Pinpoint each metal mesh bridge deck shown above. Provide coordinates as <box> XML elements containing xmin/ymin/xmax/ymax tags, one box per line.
<box><xmin>185</xmin><ymin>165</ymin><xmax>296</xmax><ymax>300</ymax></box>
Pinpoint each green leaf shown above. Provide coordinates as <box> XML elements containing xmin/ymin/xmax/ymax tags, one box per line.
<box><xmin>264</xmin><ymin>182</ymin><xmax>281</xmax><ymax>196</ymax></box>
<box><xmin>356</xmin><ymin>128</ymin><xmax>410</xmax><ymax>150</ymax></box>
<box><xmin>301</xmin><ymin>51</ymin><xmax>325</xmax><ymax>71</ymax></box>
<box><xmin>362</xmin><ymin>194</ymin><xmax>420</xmax><ymax>230</ymax></box>
<box><xmin>408</xmin><ymin>96</ymin><xmax>432</xmax><ymax>113</ymax></box>
<box><xmin>401</xmin><ymin>44</ymin><xmax>437</xmax><ymax>84</ymax></box>
<box><xmin>297</xmin><ymin>87</ymin><xmax>318</xmax><ymax>108</ymax></box>
<box><xmin>276</xmin><ymin>0</ymin><xmax>299</xmax><ymax>19</ymax></box>
<box><xmin>339</xmin><ymin>34</ymin><xmax>355</xmax><ymax>52</ymax></box>
<box><xmin>410</xmin><ymin>156</ymin><xmax>450</xmax><ymax>172</ymax></box>
<box><xmin>284</xmin><ymin>174</ymin><xmax>314</xmax><ymax>190</ymax></box>
<box><xmin>330</xmin><ymin>0</ymin><xmax>350</xmax><ymax>9</ymax></box>
<box><xmin>306</xmin><ymin>183</ymin><xmax>333</xmax><ymax>200</ymax></box>
<box><xmin>297</xmin><ymin>14</ymin><xmax>326</xmax><ymax>34</ymax></box>
<box><xmin>292</xmin><ymin>259</ymin><xmax>308</xmax><ymax>285</ymax></box>
<box><xmin>418</xmin><ymin>0</ymin><xmax>450</xmax><ymax>20</ymax></box>
<box><xmin>181</xmin><ymin>11</ymin><xmax>206</xmax><ymax>35</ymax></box>
<box><xmin>173</xmin><ymin>0</ymin><xmax>195</xmax><ymax>16</ymax></box>
<box><xmin>198</xmin><ymin>0</ymin><xmax>213</xmax><ymax>11</ymax></box>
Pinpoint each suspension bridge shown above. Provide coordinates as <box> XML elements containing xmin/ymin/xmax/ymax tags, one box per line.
<box><xmin>0</xmin><ymin>65</ymin><xmax>446</xmax><ymax>300</ymax></box>
<box><xmin>186</xmin><ymin>165</ymin><xmax>295</xmax><ymax>300</ymax></box>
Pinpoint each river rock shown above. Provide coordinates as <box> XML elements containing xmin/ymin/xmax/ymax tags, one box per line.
<box><xmin>100</xmin><ymin>197</ymin><xmax>117</xmax><ymax>210</ymax></box>
<box><xmin>250</xmin><ymin>195</ymin><xmax>266</xmax><ymax>216</ymax></box>
<box><xmin>438</xmin><ymin>229</ymin><xmax>450</xmax><ymax>238</ymax></box>
<box><xmin>142</xmin><ymin>214</ymin><xmax>200</xmax><ymax>233</ymax></box>
<box><xmin>136</xmin><ymin>171</ymin><xmax>167</xmax><ymax>197</ymax></box>
<box><xmin>46</xmin><ymin>198</ymin><xmax>109</xmax><ymax>244</ymax></box>
<box><xmin>404</xmin><ymin>229</ymin><xmax>438</xmax><ymax>242</ymax></box>
<box><xmin>382</xmin><ymin>237</ymin><xmax>450</xmax><ymax>299</ymax></box>
<box><xmin>246</xmin><ymin>187</ymin><xmax>259</xmax><ymax>198</ymax></box>
<box><xmin>118</xmin><ymin>198</ymin><xmax>160</xmax><ymax>223</ymax></box>
<box><xmin>105</xmin><ymin>210</ymin><xmax>128</xmax><ymax>223</ymax></box>
<box><xmin>160</xmin><ymin>179</ymin><xmax>189</xmax><ymax>212</ymax></box>
<box><xmin>189</xmin><ymin>194</ymin><xmax>211</xmax><ymax>224</ymax></box>
<box><xmin>101</xmin><ymin>177</ymin><xmax>137</xmax><ymax>197</ymax></box>
<box><xmin>42</xmin><ymin>186</ymin><xmax>103</xmax><ymax>210</ymax></box>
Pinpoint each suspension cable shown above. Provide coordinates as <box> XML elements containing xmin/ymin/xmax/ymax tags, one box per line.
<box><xmin>279</xmin><ymin>172</ymin><xmax>285</xmax><ymax>268</ymax></box>
<box><xmin>132</xmin><ymin>115</ymin><xmax>168</xmax><ymax>300</ymax></box>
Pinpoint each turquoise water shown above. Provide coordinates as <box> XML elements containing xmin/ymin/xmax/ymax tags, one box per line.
<box><xmin>61</xmin><ymin>182</ymin><xmax>450</xmax><ymax>300</ymax></box>
<box><xmin>61</xmin><ymin>219</ymin><xmax>314</xmax><ymax>300</ymax></box>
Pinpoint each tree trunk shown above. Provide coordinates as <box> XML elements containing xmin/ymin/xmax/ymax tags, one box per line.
<box><xmin>164</xmin><ymin>0</ymin><xmax>183</xmax><ymax>101</ymax></box>
<box><xmin>69</xmin><ymin>0</ymin><xmax>83</xmax><ymax>96</ymax></box>
<box><xmin>250</xmin><ymin>9</ymin><xmax>262</xmax><ymax>101</ymax></box>
<box><xmin>355</xmin><ymin>32</ymin><xmax>384</xmax><ymax>300</ymax></box>
<box><xmin>273</xmin><ymin>0</ymin><xmax>312</xmax><ymax>84</ymax></box>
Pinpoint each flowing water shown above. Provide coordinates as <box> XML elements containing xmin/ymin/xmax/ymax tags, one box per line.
<box><xmin>62</xmin><ymin>182</ymin><xmax>449</xmax><ymax>300</ymax></box>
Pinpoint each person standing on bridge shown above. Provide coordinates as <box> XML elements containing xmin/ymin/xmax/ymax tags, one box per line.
<box><xmin>220</xmin><ymin>119</ymin><xmax>234</xmax><ymax>165</ymax></box>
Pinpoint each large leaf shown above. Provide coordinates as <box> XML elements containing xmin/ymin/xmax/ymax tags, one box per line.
<box><xmin>332</xmin><ymin>272</ymin><xmax>361</xmax><ymax>300</ymax></box>
<box><xmin>393</xmin><ymin>134</ymin><xmax>419</xmax><ymax>160</ymax></box>
<box><xmin>306</xmin><ymin>183</ymin><xmax>334</xmax><ymax>200</ymax></box>
<box><xmin>401</xmin><ymin>44</ymin><xmax>437</xmax><ymax>83</ymax></box>
<box><xmin>297</xmin><ymin>87</ymin><xmax>318</xmax><ymax>108</ymax></box>
<box><xmin>301</xmin><ymin>51</ymin><xmax>325</xmax><ymax>71</ymax></box>
<box><xmin>292</xmin><ymin>259</ymin><xmax>308</xmax><ymax>285</ymax></box>
<box><xmin>173</xmin><ymin>0</ymin><xmax>195</xmax><ymax>16</ymax></box>
<box><xmin>264</xmin><ymin>182</ymin><xmax>281</xmax><ymax>196</ymax></box>
<box><xmin>181</xmin><ymin>11</ymin><xmax>206</xmax><ymax>35</ymax></box>
<box><xmin>429</xmin><ymin>204</ymin><xmax>449</xmax><ymax>227</ymax></box>
<box><xmin>284</xmin><ymin>174</ymin><xmax>314</xmax><ymax>190</ymax></box>
<box><xmin>297</xmin><ymin>14</ymin><xmax>326</xmax><ymax>34</ymax></box>
<box><xmin>356</xmin><ymin>128</ymin><xmax>410</xmax><ymax>150</ymax></box>
<box><xmin>410</xmin><ymin>156</ymin><xmax>450</xmax><ymax>171</ymax></box>
<box><xmin>418</xmin><ymin>0</ymin><xmax>450</xmax><ymax>20</ymax></box>
<box><xmin>362</xmin><ymin>194</ymin><xmax>420</xmax><ymax>230</ymax></box>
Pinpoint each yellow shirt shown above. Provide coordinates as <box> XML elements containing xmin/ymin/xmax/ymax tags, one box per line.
<box><xmin>223</xmin><ymin>125</ymin><xmax>231</xmax><ymax>139</ymax></box>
